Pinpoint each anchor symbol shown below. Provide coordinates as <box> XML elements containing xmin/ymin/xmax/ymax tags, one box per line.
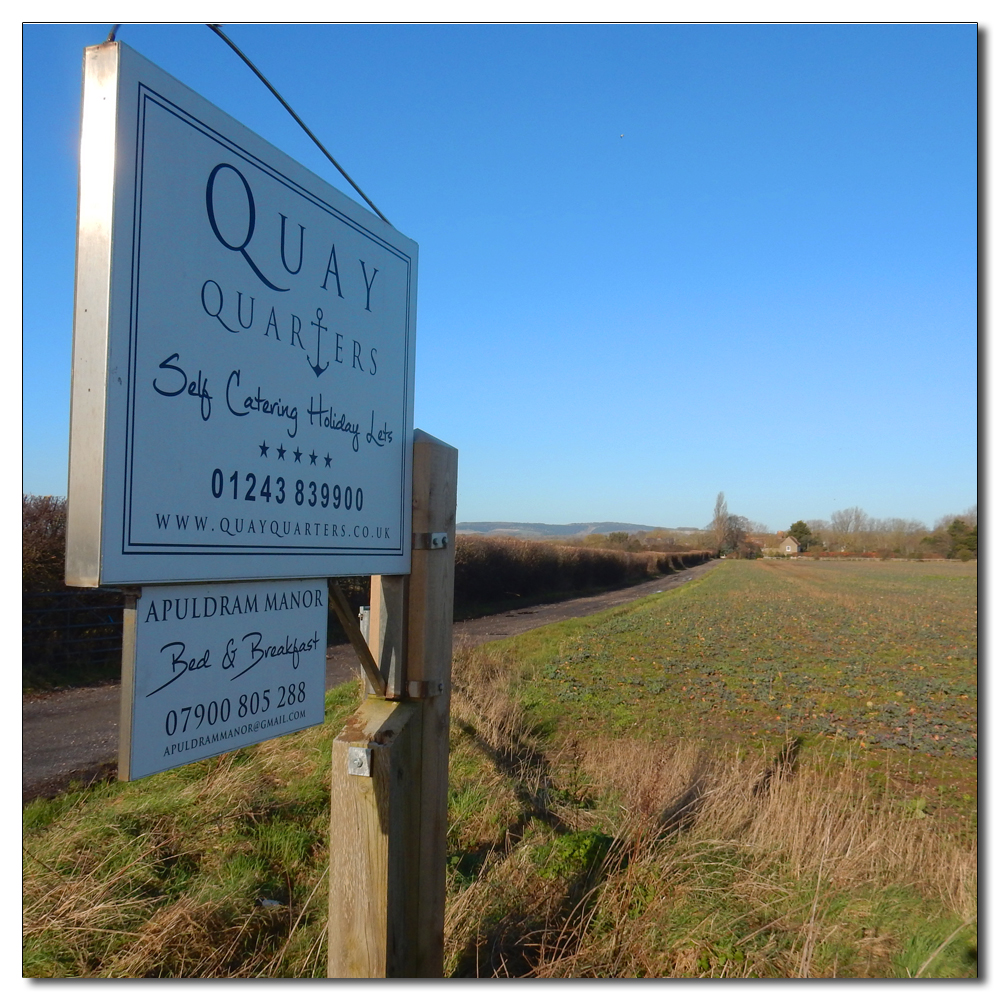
<box><xmin>308</xmin><ymin>308</ymin><xmax>329</xmax><ymax>377</ymax></box>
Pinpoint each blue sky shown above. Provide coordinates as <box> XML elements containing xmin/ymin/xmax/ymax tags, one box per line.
<box><xmin>22</xmin><ymin>21</ymin><xmax>978</xmax><ymax>532</ymax></box>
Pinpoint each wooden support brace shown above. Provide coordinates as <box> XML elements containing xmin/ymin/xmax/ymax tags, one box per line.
<box><xmin>329</xmin><ymin>582</ymin><xmax>386</xmax><ymax>696</ymax></box>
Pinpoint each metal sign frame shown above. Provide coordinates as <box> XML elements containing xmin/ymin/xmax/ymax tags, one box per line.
<box><xmin>66</xmin><ymin>42</ymin><xmax>416</xmax><ymax>586</ymax></box>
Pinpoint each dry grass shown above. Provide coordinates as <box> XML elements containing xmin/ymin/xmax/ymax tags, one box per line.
<box><xmin>444</xmin><ymin>645</ymin><xmax>977</xmax><ymax>979</ymax></box>
<box><xmin>23</xmin><ymin>833</ymin><xmax>169</xmax><ymax>971</ymax></box>
<box><xmin>22</xmin><ymin>684</ymin><xmax>363</xmax><ymax>979</ymax></box>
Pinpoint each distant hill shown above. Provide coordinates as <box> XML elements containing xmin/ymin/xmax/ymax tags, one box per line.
<box><xmin>456</xmin><ymin>521</ymin><xmax>669</xmax><ymax>539</ymax></box>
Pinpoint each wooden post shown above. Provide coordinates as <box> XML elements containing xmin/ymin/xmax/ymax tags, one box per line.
<box><xmin>406</xmin><ymin>430</ymin><xmax>458</xmax><ymax>977</ymax></box>
<box><xmin>328</xmin><ymin>697</ymin><xmax>419</xmax><ymax>977</ymax></box>
<box><xmin>328</xmin><ymin>429</ymin><xmax>457</xmax><ymax>978</ymax></box>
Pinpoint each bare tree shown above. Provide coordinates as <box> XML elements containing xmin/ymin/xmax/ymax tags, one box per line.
<box><xmin>829</xmin><ymin>506</ymin><xmax>871</xmax><ymax>550</ymax></box>
<box><xmin>862</xmin><ymin>517</ymin><xmax>926</xmax><ymax>555</ymax></box>
<box><xmin>711</xmin><ymin>492</ymin><xmax>729</xmax><ymax>554</ymax></box>
<box><xmin>830</xmin><ymin>506</ymin><xmax>870</xmax><ymax>535</ymax></box>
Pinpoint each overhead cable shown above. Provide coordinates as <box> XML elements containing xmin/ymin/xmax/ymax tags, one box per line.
<box><xmin>206</xmin><ymin>23</ymin><xmax>393</xmax><ymax>227</ymax></box>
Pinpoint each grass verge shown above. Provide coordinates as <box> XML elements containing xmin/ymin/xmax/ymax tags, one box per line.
<box><xmin>24</xmin><ymin>560</ymin><xmax>976</xmax><ymax>978</ymax></box>
<box><xmin>23</xmin><ymin>683</ymin><xmax>359</xmax><ymax>978</ymax></box>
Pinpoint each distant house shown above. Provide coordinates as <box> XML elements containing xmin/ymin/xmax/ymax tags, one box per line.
<box><xmin>779</xmin><ymin>536</ymin><xmax>801</xmax><ymax>555</ymax></box>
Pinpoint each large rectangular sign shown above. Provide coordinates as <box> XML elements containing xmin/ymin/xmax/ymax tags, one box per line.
<box><xmin>67</xmin><ymin>42</ymin><xmax>416</xmax><ymax>585</ymax></box>
<box><xmin>121</xmin><ymin>579</ymin><xmax>328</xmax><ymax>781</ymax></box>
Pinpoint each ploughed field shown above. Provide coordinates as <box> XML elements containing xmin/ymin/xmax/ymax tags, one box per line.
<box><xmin>23</xmin><ymin>558</ymin><xmax>977</xmax><ymax>978</ymax></box>
<box><xmin>525</xmin><ymin>559</ymin><xmax>977</xmax><ymax>774</ymax></box>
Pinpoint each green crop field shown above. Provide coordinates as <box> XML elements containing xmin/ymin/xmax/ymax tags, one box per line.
<box><xmin>518</xmin><ymin>559</ymin><xmax>977</xmax><ymax>793</ymax></box>
<box><xmin>23</xmin><ymin>558</ymin><xmax>977</xmax><ymax>978</ymax></box>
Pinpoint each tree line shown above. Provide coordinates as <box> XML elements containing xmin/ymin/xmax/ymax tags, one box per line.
<box><xmin>785</xmin><ymin>505</ymin><xmax>977</xmax><ymax>559</ymax></box>
<box><xmin>696</xmin><ymin>493</ymin><xmax>977</xmax><ymax>560</ymax></box>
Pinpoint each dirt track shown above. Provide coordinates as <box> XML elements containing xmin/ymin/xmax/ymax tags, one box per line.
<box><xmin>23</xmin><ymin>560</ymin><xmax>717</xmax><ymax>801</ymax></box>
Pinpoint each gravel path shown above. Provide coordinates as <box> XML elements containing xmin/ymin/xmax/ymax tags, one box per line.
<box><xmin>23</xmin><ymin>561</ymin><xmax>717</xmax><ymax>801</ymax></box>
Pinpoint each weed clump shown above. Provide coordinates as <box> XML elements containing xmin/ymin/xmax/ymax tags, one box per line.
<box><xmin>444</xmin><ymin>635</ymin><xmax>977</xmax><ymax>979</ymax></box>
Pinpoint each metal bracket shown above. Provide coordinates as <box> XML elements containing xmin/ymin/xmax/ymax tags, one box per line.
<box><xmin>407</xmin><ymin>680</ymin><xmax>445</xmax><ymax>699</ymax></box>
<box><xmin>412</xmin><ymin>531</ymin><xmax>448</xmax><ymax>550</ymax></box>
<box><xmin>347</xmin><ymin>746</ymin><xmax>372</xmax><ymax>776</ymax></box>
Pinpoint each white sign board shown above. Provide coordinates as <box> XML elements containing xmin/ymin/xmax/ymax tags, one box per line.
<box><xmin>67</xmin><ymin>42</ymin><xmax>416</xmax><ymax>585</ymax></box>
<box><xmin>121</xmin><ymin>579</ymin><xmax>328</xmax><ymax>781</ymax></box>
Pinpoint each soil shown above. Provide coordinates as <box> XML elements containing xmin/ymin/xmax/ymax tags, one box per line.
<box><xmin>22</xmin><ymin>560</ymin><xmax>718</xmax><ymax>802</ymax></box>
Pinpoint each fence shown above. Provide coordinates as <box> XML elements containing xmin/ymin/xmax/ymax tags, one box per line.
<box><xmin>22</xmin><ymin>589</ymin><xmax>125</xmax><ymax>678</ymax></box>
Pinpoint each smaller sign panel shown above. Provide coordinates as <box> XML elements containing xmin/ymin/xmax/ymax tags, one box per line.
<box><xmin>122</xmin><ymin>579</ymin><xmax>328</xmax><ymax>780</ymax></box>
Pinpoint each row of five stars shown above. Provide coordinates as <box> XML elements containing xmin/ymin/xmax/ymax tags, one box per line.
<box><xmin>258</xmin><ymin>441</ymin><xmax>333</xmax><ymax>467</ymax></box>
